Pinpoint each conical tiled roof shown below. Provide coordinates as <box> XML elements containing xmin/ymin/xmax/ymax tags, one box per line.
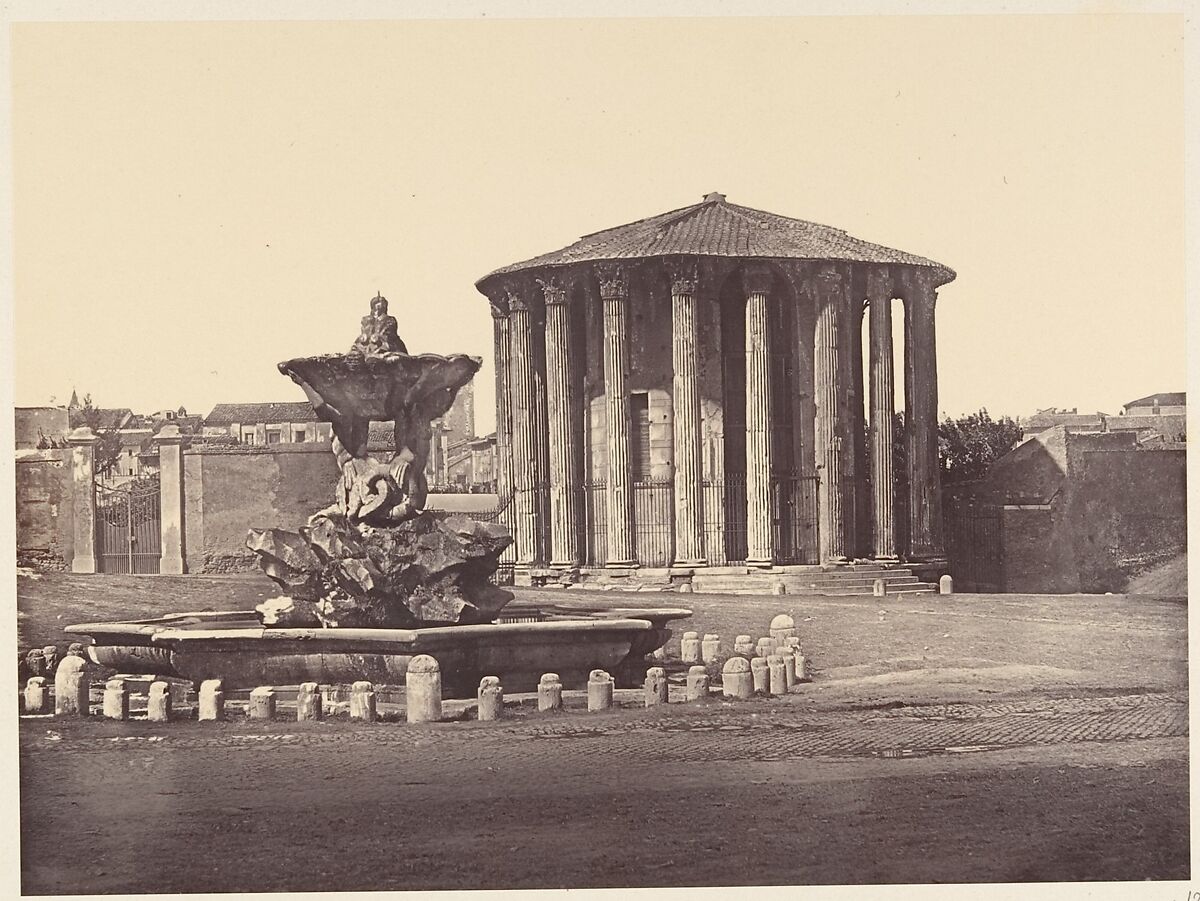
<box><xmin>477</xmin><ymin>193</ymin><xmax>954</xmax><ymax>288</ymax></box>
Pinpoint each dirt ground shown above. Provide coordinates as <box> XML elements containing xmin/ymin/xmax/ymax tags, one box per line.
<box><xmin>14</xmin><ymin>572</ymin><xmax>1191</xmax><ymax>893</ymax></box>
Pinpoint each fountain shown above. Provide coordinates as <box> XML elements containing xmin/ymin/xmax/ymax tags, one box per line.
<box><xmin>66</xmin><ymin>295</ymin><xmax>691</xmax><ymax>695</ymax></box>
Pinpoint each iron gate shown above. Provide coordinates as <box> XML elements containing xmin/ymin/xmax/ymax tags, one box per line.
<box><xmin>95</xmin><ymin>473</ymin><xmax>162</xmax><ymax>574</ymax></box>
<box><xmin>772</xmin><ymin>475</ymin><xmax>820</xmax><ymax>565</ymax></box>
<box><xmin>944</xmin><ymin>497</ymin><xmax>1003</xmax><ymax>591</ymax></box>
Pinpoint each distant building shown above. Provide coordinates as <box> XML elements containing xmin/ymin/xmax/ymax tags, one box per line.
<box><xmin>1021</xmin><ymin>407</ymin><xmax>1107</xmax><ymax>437</ymax></box>
<box><xmin>1123</xmin><ymin>392</ymin><xmax>1185</xmax><ymax>416</ymax></box>
<box><xmin>364</xmin><ymin>386</ymin><xmax>488</xmax><ymax>489</ymax></box>
<box><xmin>202</xmin><ymin>402</ymin><xmax>332</xmax><ymax>445</ymax></box>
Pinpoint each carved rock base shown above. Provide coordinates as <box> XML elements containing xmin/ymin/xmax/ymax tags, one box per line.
<box><xmin>247</xmin><ymin>511</ymin><xmax>514</xmax><ymax>629</ymax></box>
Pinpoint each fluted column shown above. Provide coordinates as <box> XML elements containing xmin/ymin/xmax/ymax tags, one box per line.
<box><xmin>669</xmin><ymin>259</ymin><xmax>705</xmax><ymax>567</ymax></box>
<box><xmin>848</xmin><ymin>286</ymin><xmax>866</xmax><ymax>559</ymax></box>
<box><xmin>743</xmin><ymin>263</ymin><xmax>774</xmax><ymax>567</ymax></box>
<box><xmin>539</xmin><ymin>278</ymin><xmax>580</xmax><ymax>569</ymax></box>
<box><xmin>490</xmin><ymin>299</ymin><xmax>514</xmax><ymax>501</ymax></box>
<box><xmin>813</xmin><ymin>264</ymin><xmax>848</xmax><ymax>565</ymax></box>
<box><xmin>903</xmin><ymin>269</ymin><xmax>946</xmax><ymax>563</ymax></box>
<box><xmin>598</xmin><ymin>264</ymin><xmax>636</xmax><ymax>566</ymax></box>
<box><xmin>868</xmin><ymin>267</ymin><xmax>898</xmax><ymax>560</ymax></box>
<box><xmin>506</xmin><ymin>287</ymin><xmax>541</xmax><ymax>568</ymax></box>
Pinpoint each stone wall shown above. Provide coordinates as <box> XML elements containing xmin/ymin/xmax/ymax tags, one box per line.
<box><xmin>182</xmin><ymin>444</ymin><xmax>339</xmax><ymax>573</ymax></box>
<box><xmin>15</xmin><ymin>450</ymin><xmax>73</xmax><ymax>569</ymax></box>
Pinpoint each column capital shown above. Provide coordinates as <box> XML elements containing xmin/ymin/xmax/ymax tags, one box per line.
<box><xmin>66</xmin><ymin>426</ymin><xmax>99</xmax><ymax>446</ymax></box>
<box><xmin>536</xmin><ymin>276</ymin><xmax>568</xmax><ymax>306</ymax></box>
<box><xmin>665</xmin><ymin>257</ymin><xmax>700</xmax><ymax>295</ymax></box>
<box><xmin>153</xmin><ymin>424</ymin><xmax>183</xmax><ymax>446</ymax></box>
<box><xmin>866</xmin><ymin>266</ymin><xmax>893</xmax><ymax>301</ymax></box>
<box><xmin>741</xmin><ymin>262</ymin><xmax>774</xmax><ymax>296</ymax></box>
<box><xmin>504</xmin><ymin>285</ymin><xmax>532</xmax><ymax>313</ymax></box>
<box><xmin>488</xmin><ymin>292</ymin><xmax>511</xmax><ymax>318</ymax></box>
<box><xmin>901</xmin><ymin>266</ymin><xmax>941</xmax><ymax>300</ymax></box>
<box><xmin>596</xmin><ymin>263</ymin><xmax>627</xmax><ymax>300</ymax></box>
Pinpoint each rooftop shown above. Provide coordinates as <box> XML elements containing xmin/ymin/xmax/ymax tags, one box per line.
<box><xmin>1124</xmin><ymin>392</ymin><xmax>1185</xmax><ymax>409</ymax></box>
<box><xmin>477</xmin><ymin>192</ymin><xmax>955</xmax><ymax>288</ymax></box>
<box><xmin>204</xmin><ymin>402</ymin><xmax>319</xmax><ymax>425</ymax></box>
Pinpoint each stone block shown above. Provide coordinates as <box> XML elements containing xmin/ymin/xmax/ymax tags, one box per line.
<box><xmin>780</xmin><ymin>648</ymin><xmax>797</xmax><ymax>690</ymax></box>
<box><xmin>796</xmin><ymin>655</ymin><xmax>809</xmax><ymax>682</ymax></box>
<box><xmin>686</xmin><ymin>665</ymin><xmax>710</xmax><ymax>701</ymax></box>
<box><xmin>769</xmin><ymin>614</ymin><xmax>796</xmax><ymax>643</ymax></box>
<box><xmin>477</xmin><ymin>676</ymin><xmax>504</xmax><ymax>721</ymax></box>
<box><xmin>587</xmin><ymin>669</ymin><xmax>614</xmax><ymax>711</ymax></box>
<box><xmin>680</xmin><ymin>631</ymin><xmax>701</xmax><ymax>663</ymax></box>
<box><xmin>296</xmin><ymin>682</ymin><xmax>323</xmax><ymax>721</ymax></box>
<box><xmin>54</xmin><ymin>656</ymin><xmax>90</xmax><ymax>717</ymax></box>
<box><xmin>768</xmin><ymin>655</ymin><xmax>786</xmax><ymax>696</ymax></box>
<box><xmin>406</xmin><ymin>655</ymin><xmax>443</xmax><ymax>723</ymax></box>
<box><xmin>147</xmin><ymin>681</ymin><xmax>172</xmax><ymax>722</ymax></box>
<box><xmin>249</xmin><ymin>687</ymin><xmax>276</xmax><ymax>720</ymax></box>
<box><xmin>644</xmin><ymin>667</ymin><xmax>668</xmax><ymax>707</ymax></box>
<box><xmin>755</xmin><ymin>637</ymin><xmax>778</xmax><ymax>659</ymax></box>
<box><xmin>538</xmin><ymin>673</ymin><xmax>563</xmax><ymax>712</ymax></box>
<box><xmin>733</xmin><ymin>635</ymin><xmax>754</xmax><ymax>656</ymax></box>
<box><xmin>198</xmin><ymin>679</ymin><xmax>225</xmax><ymax>722</ymax></box>
<box><xmin>771</xmin><ymin>581</ymin><xmax>787</xmax><ymax>596</ymax></box>
<box><xmin>939</xmin><ymin>574</ymin><xmax>954</xmax><ymax>595</ymax></box>
<box><xmin>750</xmin><ymin>657</ymin><xmax>769</xmax><ymax>694</ymax></box>
<box><xmin>25</xmin><ymin>650</ymin><xmax>45</xmax><ymax>678</ymax></box>
<box><xmin>350</xmin><ymin>681</ymin><xmax>377</xmax><ymax>722</ymax></box>
<box><xmin>701</xmin><ymin>634</ymin><xmax>721</xmax><ymax>664</ymax></box>
<box><xmin>873</xmin><ymin>578</ymin><xmax>886</xmax><ymax>598</ymax></box>
<box><xmin>721</xmin><ymin>657</ymin><xmax>753</xmax><ymax>699</ymax></box>
<box><xmin>24</xmin><ymin>677</ymin><xmax>48</xmax><ymax>715</ymax></box>
<box><xmin>103</xmin><ymin>678</ymin><xmax>130</xmax><ymax>721</ymax></box>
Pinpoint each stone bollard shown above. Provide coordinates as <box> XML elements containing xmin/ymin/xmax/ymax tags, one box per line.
<box><xmin>42</xmin><ymin>645</ymin><xmax>59</xmax><ymax>676</ymax></box>
<box><xmin>686</xmin><ymin>665</ymin><xmax>710</xmax><ymax>702</ymax></box>
<box><xmin>54</xmin><ymin>655</ymin><xmax>90</xmax><ymax>716</ymax></box>
<box><xmin>25</xmin><ymin>649</ymin><xmax>45</xmax><ymax>678</ymax></box>
<box><xmin>939</xmin><ymin>574</ymin><xmax>954</xmax><ymax>595</ymax></box>
<box><xmin>350</xmin><ymin>681</ymin><xmax>377</xmax><ymax>722</ymax></box>
<box><xmin>750</xmin><ymin>657</ymin><xmax>769</xmax><ymax>694</ymax></box>
<box><xmin>701</xmin><ymin>634</ymin><xmax>721</xmax><ymax>664</ymax></box>
<box><xmin>538</xmin><ymin>673</ymin><xmax>563</xmax><ymax>712</ymax></box>
<box><xmin>651</xmin><ymin>645</ymin><xmax>667</xmax><ymax>661</ymax></box>
<box><xmin>755</xmin><ymin>637</ymin><xmax>778</xmax><ymax>659</ymax></box>
<box><xmin>771</xmin><ymin>581</ymin><xmax>787</xmax><ymax>596</ymax></box>
<box><xmin>587</xmin><ymin>669</ymin><xmax>614</xmax><ymax>712</ymax></box>
<box><xmin>680</xmin><ymin>631</ymin><xmax>701</xmax><ymax>664</ymax></box>
<box><xmin>733</xmin><ymin>635</ymin><xmax>755</xmax><ymax>656</ymax></box>
<box><xmin>296</xmin><ymin>682</ymin><xmax>323</xmax><ymax>721</ymax></box>
<box><xmin>769</xmin><ymin>614</ymin><xmax>796</xmax><ymax>643</ymax></box>
<box><xmin>721</xmin><ymin>657</ymin><xmax>753</xmax><ymax>700</ymax></box>
<box><xmin>198</xmin><ymin>679</ymin><xmax>225</xmax><ymax>722</ymax></box>
<box><xmin>249</xmin><ymin>687</ymin><xmax>276</xmax><ymax>719</ymax></box>
<box><xmin>796</xmin><ymin>655</ymin><xmax>809</xmax><ymax>682</ymax></box>
<box><xmin>644</xmin><ymin>667</ymin><xmax>669</xmax><ymax>707</ymax></box>
<box><xmin>102</xmin><ymin>679</ymin><xmax>130</xmax><ymax>721</ymax></box>
<box><xmin>477</xmin><ymin>676</ymin><xmax>504</xmax><ymax>721</ymax></box>
<box><xmin>873</xmin><ymin>578</ymin><xmax>886</xmax><ymax>598</ymax></box>
<box><xmin>780</xmin><ymin>648</ymin><xmax>798</xmax><ymax>690</ymax></box>
<box><xmin>678</xmin><ymin>581</ymin><xmax>693</xmax><ymax>593</ymax></box>
<box><xmin>768</xmin><ymin>655</ymin><xmax>787</xmax><ymax>696</ymax></box>
<box><xmin>406</xmin><ymin>655</ymin><xmax>443</xmax><ymax>724</ymax></box>
<box><xmin>24</xmin><ymin>677</ymin><xmax>48</xmax><ymax>714</ymax></box>
<box><xmin>147</xmin><ymin>681</ymin><xmax>172</xmax><ymax>722</ymax></box>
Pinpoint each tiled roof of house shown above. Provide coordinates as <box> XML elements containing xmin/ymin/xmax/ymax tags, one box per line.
<box><xmin>1124</xmin><ymin>392</ymin><xmax>1186</xmax><ymax>409</ymax></box>
<box><xmin>68</xmin><ymin>407</ymin><xmax>133</xmax><ymax>430</ymax></box>
<box><xmin>204</xmin><ymin>402</ymin><xmax>318</xmax><ymax>425</ymax></box>
<box><xmin>476</xmin><ymin>193</ymin><xmax>955</xmax><ymax>288</ymax></box>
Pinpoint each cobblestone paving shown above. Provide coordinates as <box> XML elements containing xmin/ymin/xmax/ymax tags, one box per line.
<box><xmin>22</xmin><ymin>692</ymin><xmax>1187</xmax><ymax>762</ymax></box>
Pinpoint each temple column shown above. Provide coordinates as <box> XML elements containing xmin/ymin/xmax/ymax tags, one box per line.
<box><xmin>848</xmin><ymin>282</ymin><xmax>866</xmax><ymax>559</ymax></box>
<box><xmin>813</xmin><ymin>264</ymin><xmax>848</xmax><ymax>565</ymax></box>
<box><xmin>743</xmin><ymin>263</ymin><xmax>774</xmax><ymax>567</ymax></box>
<box><xmin>540</xmin><ymin>278</ymin><xmax>580</xmax><ymax>570</ymax></box>
<box><xmin>668</xmin><ymin>259</ymin><xmax>705</xmax><ymax>567</ymax></box>
<box><xmin>598</xmin><ymin>264</ymin><xmax>636</xmax><ymax>566</ymax></box>
<box><xmin>867</xmin><ymin>267</ymin><xmax>898</xmax><ymax>560</ymax></box>
<box><xmin>903</xmin><ymin>269</ymin><xmax>947</xmax><ymax>563</ymax></box>
<box><xmin>506</xmin><ymin>287</ymin><xmax>542</xmax><ymax>569</ymax></box>
<box><xmin>490</xmin><ymin>299</ymin><xmax>516</xmax><ymax>565</ymax></box>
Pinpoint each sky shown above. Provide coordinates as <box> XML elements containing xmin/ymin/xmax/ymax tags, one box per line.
<box><xmin>9</xmin><ymin>13</ymin><xmax>1186</xmax><ymax>433</ymax></box>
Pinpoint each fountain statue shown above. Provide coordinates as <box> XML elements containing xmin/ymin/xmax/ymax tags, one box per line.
<box><xmin>246</xmin><ymin>294</ymin><xmax>513</xmax><ymax>629</ymax></box>
<box><xmin>65</xmin><ymin>292</ymin><xmax>690</xmax><ymax>694</ymax></box>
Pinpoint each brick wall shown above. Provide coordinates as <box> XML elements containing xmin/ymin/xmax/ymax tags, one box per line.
<box><xmin>15</xmin><ymin>450</ymin><xmax>73</xmax><ymax>569</ymax></box>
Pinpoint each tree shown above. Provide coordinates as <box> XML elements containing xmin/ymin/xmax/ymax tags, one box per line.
<box><xmin>75</xmin><ymin>393</ymin><xmax>124</xmax><ymax>477</ymax></box>
<box><xmin>937</xmin><ymin>408</ymin><xmax>1023</xmax><ymax>485</ymax></box>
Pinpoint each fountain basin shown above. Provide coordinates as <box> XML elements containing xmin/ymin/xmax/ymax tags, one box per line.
<box><xmin>65</xmin><ymin>605</ymin><xmax>692</xmax><ymax>695</ymax></box>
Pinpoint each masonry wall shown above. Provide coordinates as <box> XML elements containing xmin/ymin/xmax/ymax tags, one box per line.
<box><xmin>15</xmin><ymin>451</ymin><xmax>74</xmax><ymax>569</ymax></box>
<box><xmin>183</xmin><ymin>444</ymin><xmax>339</xmax><ymax>573</ymax></box>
